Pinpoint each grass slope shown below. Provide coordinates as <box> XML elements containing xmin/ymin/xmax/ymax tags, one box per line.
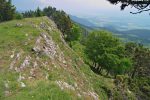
<box><xmin>0</xmin><ymin>17</ymin><xmax>116</xmax><ymax>100</ymax></box>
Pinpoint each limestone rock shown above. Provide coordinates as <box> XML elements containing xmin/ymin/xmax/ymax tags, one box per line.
<box><xmin>9</xmin><ymin>52</ymin><xmax>21</xmax><ymax>70</ymax></box>
<box><xmin>15</xmin><ymin>23</ymin><xmax>23</xmax><ymax>27</ymax></box>
<box><xmin>55</xmin><ymin>81</ymin><xmax>75</xmax><ymax>91</ymax></box>
<box><xmin>33</xmin><ymin>61</ymin><xmax>38</xmax><ymax>68</ymax></box>
<box><xmin>20</xmin><ymin>56</ymin><xmax>31</xmax><ymax>70</ymax></box>
<box><xmin>20</xmin><ymin>82</ymin><xmax>26</xmax><ymax>88</ymax></box>
<box><xmin>17</xmin><ymin>74</ymin><xmax>25</xmax><ymax>82</ymax></box>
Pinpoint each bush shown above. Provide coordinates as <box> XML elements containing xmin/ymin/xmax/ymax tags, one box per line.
<box><xmin>15</xmin><ymin>13</ymin><xmax>23</xmax><ymax>20</ymax></box>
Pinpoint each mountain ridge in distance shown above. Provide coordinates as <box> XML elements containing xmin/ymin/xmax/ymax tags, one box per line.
<box><xmin>70</xmin><ymin>15</ymin><xmax>150</xmax><ymax>46</ymax></box>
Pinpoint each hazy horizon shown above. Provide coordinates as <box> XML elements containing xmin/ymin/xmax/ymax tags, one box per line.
<box><xmin>12</xmin><ymin>0</ymin><xmax>149</xmax><ymax>17</ymax></box>
<box><xmin>12</xmin><ymin>0</ymin><xmax>150</xmax><ymax>30</ymax></box>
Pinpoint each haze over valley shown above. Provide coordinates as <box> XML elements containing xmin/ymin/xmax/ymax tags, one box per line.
<box><xmin>70</xmin><ymin>15</ymin><xmax>150</xmax><ymax>46</ymax></box>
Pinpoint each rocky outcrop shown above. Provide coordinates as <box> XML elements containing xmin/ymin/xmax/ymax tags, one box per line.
<box><xmin>9</xmin><ymin>52</ymin><xmax>21</xmax><ymax>70</ymax></box>
<box><xmin>55</xmin><ymin>80</ymin><xmax>99</xmax><ymax>100</ymax></box>
<box><xmin>5</xmin><ymin>17</ymin><xmax>101</xmax><ymax>100</ymax></box>
<box><xmin>32</xmin><ymin>32</ymin><xmax>66</xmax><ymax>64</ymax></box>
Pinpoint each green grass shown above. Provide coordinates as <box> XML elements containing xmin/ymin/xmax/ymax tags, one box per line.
<box><xmin>0</xmin><ymin>17</ymin><xmax>121</xmax><ymax>100</ymax></box>
<box><xmin>4</xmin><ymin>81</ymin><xmax>74</xmax><ymax>100</ymax></box>
<box><xmin>0</xmin><ymin>18</ymin><xmax>41</xmax><ymax>52</ymax></box>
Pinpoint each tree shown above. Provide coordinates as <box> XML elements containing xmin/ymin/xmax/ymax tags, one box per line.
<box><xmin>125</xmin><ymin>42</ymin><xmax>150</xmax><ymax>78</ymax></box>
<box><xmin>66</xmin><ymin>24</ymin><xmax>81</xmax><ymax>46</ymax></box>
<box><xmin>43</xmin><ymin>6</ymin><xmax>73</xmax><ymax>40</ymax></box>
<box><xmin>0</xmin><ymin>0</ymin><xmax>16</xmax><ymax>22</ymax></box>
<box><xmin>107</xmin><ymin>0</ymin><xmax>150</xmax><ymax>14</ymax></box>
<box><xmin>22</xmin><ymin>6</ymin><xmax>74</xmax><ymax>43</ymax></box>
<box><xmin>85</xmin><ymin>31</ymin><xmax>132</xmax><ymax>76</ymax></box>
<box><xmin>43</xmin><ymin>6</ymin><xmax>54</xmax><ymax>17</ymax></box>
<box><xmin>35</xmin><ymin>7</ymin><xmax>43</xmax><ymax>17</ymax></box>
<box><xmin>99</xmin><ymin>53</ymin><xmax>120</xmax><ymax>75</ymax></box>
<box><xmin>22</xmin><ymin>10</ymin><xmax>36</xmax><ymax>18</ymax></box>
<box><xmin>114</xmin><ymin>58</ymin><xmax>132</xmax><ymax>75</ymax></box>
<box><xmin>15</xmin><ymin>12</ymin><xmax>23</xmax><ymax>20</ymax></box>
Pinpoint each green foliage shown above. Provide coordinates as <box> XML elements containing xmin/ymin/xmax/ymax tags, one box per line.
<box><xmin>14</xmin><ymin>12</ymin><xmax>23</xmax><ymax>20</ymax></box>
<box><xmin>22</xmin><ymin>10</ymin><xmax>36</xmax><ymax>18</ymax></box>
<box><xmin>67</xmin><ymin>24</ymin><xmax>81</xmax><ymax>42</ymax></box>
<box><xmin>114</xmin><ymin>58</ymin><xmax>132</xmax><ymax>75</ymax></box>
<box><xmin>0</xmin><ymin>0</ymin><xmax>16</xmax><ymax>22</ymax></box>
<box><xmin>22</xmin><ymin>7</ymin><xmax>43</xmax><ymax>18</ymax></box>
<box><xmin>23</xmin><ymin>6</ymin><xmax>76</xmax><ymax>43</ymax></box>
<box><xmin>5</xmin><ymin>82</ymin><xmax>73</xmax><ymax>100</ymax></box>
<box><xmin>100</xmin><ymin>53</ymin><xmax>119</xmax><ymax>73</ymax></box>
<box><xmin>67</xmin><ymin>24</ymin><xmax>82</xmax><ymax>47</ymax></box>
<box><xmin>85</xmin><ymin>31</ymin><xmax>132</xmax><ymax>76</ymax></box>
<box><xmin>125</xmin><ymin>42</ymin><xmax>150</xmax><ymax>78</ymax></box>
<box><xmin>129</xmin><ymin>77</ymin><xmax>150</xmax><ymax>100</ymax></box>
<box><xmin>35</xmin><ymin>7</ymin><xmax>43</xmax><ymax>17</ymax></box>
<box><xmin>43</xmin><ymin>7</ymin><xmax>73</xmax><ymax>40</ymax></box>
<box><xmin>124</xmin><ymin>42</ymin><xmax>150</xmax><ymax>99</ymax></box>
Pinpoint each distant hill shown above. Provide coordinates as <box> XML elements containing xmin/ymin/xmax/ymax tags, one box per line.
<box><xmin>70</xmin><ymin>15</ymin><xmax>96</xmax><ymax>27</ymax></box>
<box><xmin>70</xmin><ymin>15</ymin><xmax>150</xmax><ymax>46</ymax></box>
<box><xmin>98</xmin><ymin>26</ymin><xmax>150</xmax><ymax>46</ymax></box>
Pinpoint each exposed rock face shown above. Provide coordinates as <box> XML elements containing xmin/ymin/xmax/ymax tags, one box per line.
<box><xmin>4</xmin><ymin>81</ymin><xmax>10</xmax><ymax>96</ymax></box>
<box><xmin>20</xmin><ymin>82</ymin><xmax>26</xmax><ymax>88</ymax></box>
<box><xmin>41</xmin><ymin>32</ymin><xmax>57</xmax><ymax>59</ymax></box>
<box><xmin>20</xmin><ymin>56</ymin><xmax>31</xmax><ymax>70</ymax></box>
<box><xmin>33</xmin><ymin>32</ymin><xmax>66</xmax><ymax>63</ymax></box>
<box><xmin>32</xmin><ymin>36</ymin><xmax>42</xmax><ymax>54</ymax></box>
<box><xmin>6</xmin><ymin>18</ymin><xmax>100</xmax><ymax>99</ymax></box>
<box><xmin>9</xmin><ymin>52</ymin><xmax>21</xmax><ymax>70</ymax></box>
<box><xmin>87</xmin><ymin>91</ymin><xmax>99</xmax><ymax>100</ymax></box>
<box><xmin>15</xmin><ymin>23</ymin><xmax>23</xmax><ymax>27</ymax></box>
<box><xmin>10</xmin><ymin>51</ymin><xmax>15</xmax><ymax>59</ymax></box>
<box><xmin>40</xmin><ymin>22</ymin><xmax>47</xmax><ymax>29</ymax></box>
<box><xmin>55</xmin><ymin>80</ymin><xmax>99</xmax><ymax>100</ymax></box>
<box><xmin>17</xmin><ymin>74</ymin><xmax>25</xmax><ymax>82</ymax></box>
<box><xmin>4</xmin><ymin>81</ymin><xmax>9</xmax><ymax>89</ymax></box>
<box><xmin>33</xmin><ymin>61</ymin><xmax>38</xmax><ymax>68</ymax></box>
<box><xmin>55</xmin><ymin>81</ymin><xmax>75</xmax><ymax>91</ymax></box>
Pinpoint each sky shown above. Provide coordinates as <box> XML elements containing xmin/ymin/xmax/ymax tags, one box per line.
<box><xmin>12</xmin><ymin>0</ymin><xmax>150</xmax><ymax>30</ymax></box>
<box><xmin>12</xmin><ymin>0</ymin><xmax>137</xmax><ymax>16</ymax></box>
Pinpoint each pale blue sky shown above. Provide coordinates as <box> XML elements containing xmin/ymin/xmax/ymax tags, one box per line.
<box><xmin>12</xmin><ymin>0</ymin><xmax>135</xmax><ymax>16</ymax></box>
<box><xmin>12</xmin><ymin>0</ymin><xmax>150</xmax><ymax>29</ymax></box>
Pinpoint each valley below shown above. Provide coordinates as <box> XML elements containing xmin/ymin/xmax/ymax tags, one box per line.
<box><xmin>70</xmin><ymin>15</ymin><xmax>150</xmax><ymax>47</ymax></box>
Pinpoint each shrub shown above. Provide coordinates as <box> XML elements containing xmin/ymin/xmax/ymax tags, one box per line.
<box><xmin>15</xmin><ymin>13</ymin><xmax>23</xmax><ymax>20</ymax></box>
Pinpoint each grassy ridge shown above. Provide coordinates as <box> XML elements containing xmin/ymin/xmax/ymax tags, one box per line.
<box><xmin>0</xmin><ymin>17</ymin><xmax>122</xmax><ymax>100</ymax></box>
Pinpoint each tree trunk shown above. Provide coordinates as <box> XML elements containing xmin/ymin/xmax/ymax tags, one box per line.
<box><xmin>98</xmin><ymin>66</ymin><xmax>102</xmax><ymax>74</ymax></box>
<box><xmin>131</xmin><ymin>67</ymin><xmax>138</xmax><ymax>78</ymax></box>
<box><xmin>106</xmin><ymin>71</ymin><xmax>109</xmax><ymax>76</ymax></box>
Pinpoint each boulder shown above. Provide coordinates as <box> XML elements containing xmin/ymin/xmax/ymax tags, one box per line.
<box><xmin>15</xmin><ymin>23</ymin><xmax>23</xmax><ymax>27</ymax></box>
